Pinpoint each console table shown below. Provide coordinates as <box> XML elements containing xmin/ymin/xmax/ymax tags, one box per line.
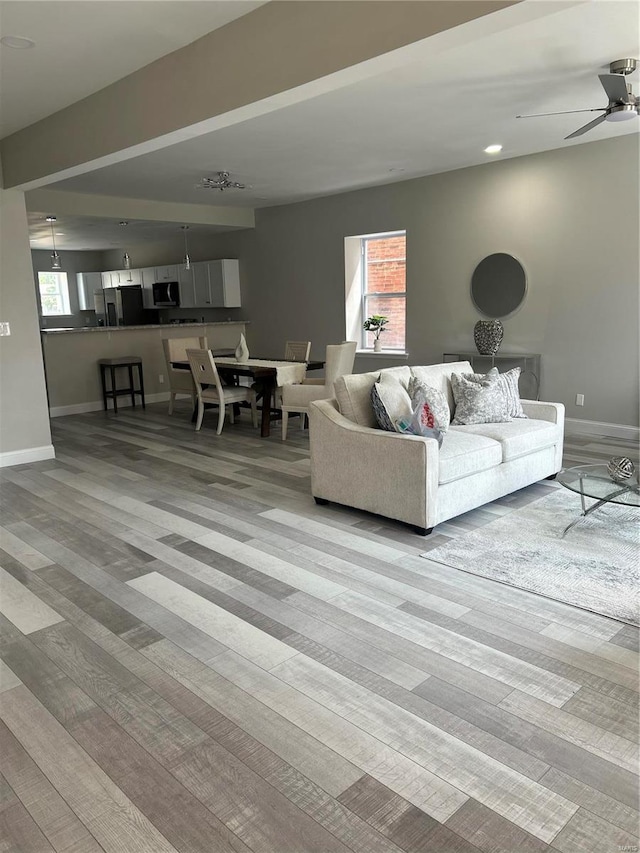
<box><xmin>443</xmin><ymin>351</ymin><xmax>541</xmax><ymax>399</ymax></box>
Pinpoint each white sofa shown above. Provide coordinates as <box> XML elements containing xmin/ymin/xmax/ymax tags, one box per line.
<box><xmin>309</xmin><ymin>361</ymin><xmax>564</xmax><ymax>535</ymax></box>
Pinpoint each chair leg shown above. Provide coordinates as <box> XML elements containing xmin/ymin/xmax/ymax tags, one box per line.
<box><xmin>216</xmin><ymin>403</ymin><xmax>226</xmax><ymax>435</ymax></box>
<box><xmin>229</xmin><ymin>405</ymin><xmax>235</xmax><ymax>425</ymax></box>
<box><xmin>195</xmin><ymin>399</ymin><xmax>205</xmax><ymax>431</ymax></box>
<box><xmin>250</xmin><ymin>398</ymin><xmax>258</xmax><ymax>428</ymax></box>
<box><xmin>282</xmin><ymin>411</ymin><xmax>289</xmax><ymax>440</ymax></box>
<box><xmin>168</xmin><ymin>392</ymin><xmax>175</xmax><ymax>415</ymax></box>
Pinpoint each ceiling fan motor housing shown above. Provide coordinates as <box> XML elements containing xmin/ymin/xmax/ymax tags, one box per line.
<box><xmin>609</xmin><ymin>58</ymin><xmax>638</xmax><ymax>76</ymax></box>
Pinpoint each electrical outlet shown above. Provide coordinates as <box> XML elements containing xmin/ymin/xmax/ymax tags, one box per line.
<box><xmin>0</xmin><ymin>321</ymin><xmax>11</xmax><ymax>336</ymax></box>
<box><xmin>575</xmin><ymin>393</ymin><xmax>584</xmax><ymax>406</ymax></box>
<box><xmin>159</xmin><ymin>374</ymin><xmax>164</xmax><ymax>384</ymax></box>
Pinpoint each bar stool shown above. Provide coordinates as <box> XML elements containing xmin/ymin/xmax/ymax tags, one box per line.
<box><xmin>98</xmin><ymin>356</ymin><xmax>145</xmax><ymax>414</ymax></box>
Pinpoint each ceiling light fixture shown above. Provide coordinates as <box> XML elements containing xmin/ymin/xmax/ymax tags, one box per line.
<box><xmin>120</xmin><ymin>222</ymin><xmax>132</xmax><ymax>271</ymax></box>
<box><xmin>484</xmin><ymin>144</ymin><xmax>503</xmax><ymax>154</ymax></box>
<box><xmin>46</xmin><ymin>216</ymin><xmax>62</xmax><ymax>270</ymax></box>
<box><xmin>197</xmin><ymin>171</ymin><xmax>246</xmax><ymax>191</ymax></box>
<box><xmin>0</xmin><ymin>35</ymin><xmax>36</xmax><ymax>49</ymax></box>
<box><xmin>181</xmin><ymin>226</ymin><xmax>191</xmax><ymax>270</ymax></box>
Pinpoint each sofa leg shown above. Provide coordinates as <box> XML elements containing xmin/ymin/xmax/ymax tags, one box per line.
<box><xmin>411</xmin><ymin>525</ymin><xmax>433</xmax><ymax>536</ymax></box>
<box><xmin>314</xmin><ymin>497</ymin><xmax>329</xmax><ymax>506</ymax></box>
<box><xmin>546</xmin><ymin>473</ymin><xmax>557</xmax><ymax>481</ymax></box>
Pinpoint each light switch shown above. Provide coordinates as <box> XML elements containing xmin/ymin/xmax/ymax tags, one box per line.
<box><xmin>0</xmin><ymin>322</ymin><xmax>10</xmax><ymax>336</ymax></box>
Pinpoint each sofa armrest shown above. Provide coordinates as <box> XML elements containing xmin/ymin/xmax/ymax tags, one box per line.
<box><xmin>521</xmin><ymin>400</ymin><xmax>565</xmax><ymax>426</ymax></box>
<box><xmin>308</xmin><ymin>398</ymin><xmax>440</xmax><ymax>530</ymax></box>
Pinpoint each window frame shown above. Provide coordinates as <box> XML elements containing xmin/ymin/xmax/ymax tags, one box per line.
<box><xmin>360</xmin><ymin>231</ymin><xmax>406</xmax><ymax>352</ymax></box>
<box><xmin>37</xmin><ymin>271</ymin><xmax>72</xmax><ymax>317</ymax></box>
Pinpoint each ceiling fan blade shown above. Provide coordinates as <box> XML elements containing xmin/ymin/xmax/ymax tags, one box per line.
<box><xmin>517</xmin><ymin>108</ymin><xmax>603</xmax><ymax>118</ymax></box>
<box><xmin>565</xmin><ymin>113</ymin><xmax>607</xmax><ymax>140</ymax></box>
<box><xmin>599</xmin><ymin>73</ymin><xmax>630</xmax><ymax>103</ymax></box>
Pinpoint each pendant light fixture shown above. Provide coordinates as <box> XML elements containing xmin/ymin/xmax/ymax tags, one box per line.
<box><xmin>46</xmin><ymin>216</ymin><xmax>62</xmax><ymax>270</ymax></box>
<box><xmin>181</xmin><ymin>225</ymin><xmax>191</xmax><ymax>270</ymax></box>
<box><xmin>120</xmin><ymin>222</ymin><xmax>131</xmax><ymax>269</ymax></box>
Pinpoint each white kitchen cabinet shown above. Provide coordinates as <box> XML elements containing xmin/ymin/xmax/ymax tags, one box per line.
<box><xmin>175</xmin><ymin>260</ymin><xmax>240</xmax><ymax>308</ymax></box>
<box><xmin>116</xmin><ymin>269</ymin><xmax>142</xmax><ymax>285</ymax></box>
<box><xmin>200</xmin><ymin>259</ymin><xmax>241</xmax><ymax>307</ymax></box>
<box><xmin>76</xmin><ymin>272</ymin><xmax>103</xmax><ymax>310</ymax></box>
<box><xmin>177</xmin><ymin>266</ymin><xmax>196</xmax><ymax>308</ymax></box>
<box><xmin>101</xmin><ymin>271</ymin><xmax>118</xmax><ymax>288</ymax></box>
<box><xmin>154</xmin><ymin>265</ymin><xmax>178</xmax><ymax>281</ymax></box>
<box><xmin>140</xmin><ymin>267</ymin><xmax>157</xmax><ymax>308</ymax></box>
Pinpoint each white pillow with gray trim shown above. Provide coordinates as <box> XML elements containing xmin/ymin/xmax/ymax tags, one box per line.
<box><xmin>371</xmin><ymin>372</ymin><xmax>412</xmax><ymax>432</ymax></box>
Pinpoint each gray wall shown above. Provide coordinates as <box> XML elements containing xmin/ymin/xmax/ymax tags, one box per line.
<box><xmin>0</xmin><ymin>188</ymin><xmax>53</xmax><ymax>460</ymax></box>
<box><xmin>199</xmin><ymin>135</ymin><xmax>640</xmax><ymax>428</ymax></box>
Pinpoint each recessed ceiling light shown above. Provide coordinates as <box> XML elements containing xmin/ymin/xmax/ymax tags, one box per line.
<box><xmin>484</xmin><ymin>144</ymin><xmax>503</xmax><ymax>155</ymax></box>
<box><xmin>1</xmin><ymin>35</ymin><xmax>36</xmax><ymax>49</ymax></box>
<box><xmin>119</xmin><ymin>221</ymin><xmax>129</xmax><ymax>226</ymax></box>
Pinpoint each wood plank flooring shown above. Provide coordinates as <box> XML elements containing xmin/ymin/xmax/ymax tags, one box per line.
<box><xmin>0</xmin><ymin>403</ymin><xmax>638</xmax><ymax>852</ymax></box>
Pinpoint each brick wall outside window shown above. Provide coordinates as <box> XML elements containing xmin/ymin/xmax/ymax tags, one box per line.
<box><xmin>363</xmin><ymin>234</ymin><xmax>406</xmax><ymax>350</ymax></box>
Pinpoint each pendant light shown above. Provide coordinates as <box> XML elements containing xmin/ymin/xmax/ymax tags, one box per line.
<box><xmin>46</xmin><ymin>216</ymin><xmax>62</xmax><ymax>270</ymax></box>
<box><xmin>120</xmin><ymin>222</ymin><xmax>131</xmax><ymax>270</ymax></box>
<box><xmin>181</xmin><ymin>225</ymin><xmax>191</xmax><ymax>270</ymax></box>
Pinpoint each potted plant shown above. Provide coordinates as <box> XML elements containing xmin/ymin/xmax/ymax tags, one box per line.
<box><xmin>363</xmin><ymin>315</ymin><xmax>389</xmax><ymax>352</ymax></box>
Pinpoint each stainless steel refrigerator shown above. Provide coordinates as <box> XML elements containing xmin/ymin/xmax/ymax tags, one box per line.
<box><xmin>94</xmin><ymin>285</ymin><xmax>145</xmax><ymax>326</ymax></box>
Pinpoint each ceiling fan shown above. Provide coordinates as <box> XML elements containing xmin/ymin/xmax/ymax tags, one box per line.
<box><xmin>196</xmin><ymin>171</ymin><xmax>247</xmax><ymax>191</ymax></box>
<box><xmin>517</xmin><ymin>58</ymin><xmax>639</xmax><ymax>140</ymax></box>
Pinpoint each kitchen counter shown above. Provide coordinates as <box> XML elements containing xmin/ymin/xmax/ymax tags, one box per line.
<box><xmin>41</xmin><ymin>320</ymin><xmax>248</xmax><ymax>415</ymax></box>
<box><xmin>41</xmin><ymin>321</ymin><xmax>247</xmax><ymax>335</ymax></box>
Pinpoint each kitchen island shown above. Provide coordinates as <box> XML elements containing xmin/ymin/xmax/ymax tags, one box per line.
<box><xmin>41</xmin><ymin>321</ymin><xmax>247</xmax><ymax>416</ymax></box>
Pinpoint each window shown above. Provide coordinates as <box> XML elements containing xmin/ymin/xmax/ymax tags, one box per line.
<box><xmin>38</xmin><ymin>271</ymin><xmax>71</xmax><ymax>316</ymax></box>
<box><xmin>345</xmin><ymin>231</ymin><xmax>406</xmax><ymax>351</ymax></box>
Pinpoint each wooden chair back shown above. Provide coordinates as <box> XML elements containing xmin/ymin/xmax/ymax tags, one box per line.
<box><xmin>186</xmin><ymin>349</ymin><xmax>224</xmax><ymax>399</ymax></box>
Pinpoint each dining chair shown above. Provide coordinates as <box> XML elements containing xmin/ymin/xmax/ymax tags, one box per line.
<box><xmin>186</xmin><ymin>349</ymin><xmax>258</xmax><ymax>434</ymax></box>
<box><xmin>284</xmin><ymin>340</ymin><xmax>311</xmax><ymax>362</ymax></box>
<box><xmin>280</xmin><ymin>341</ymin><xmax>357</xmax><ymax>439</ymax></box>
<box><xmin>162</xmin><ymin>336</ymin><xmax>208</xmax><ymax>414</ymax></box>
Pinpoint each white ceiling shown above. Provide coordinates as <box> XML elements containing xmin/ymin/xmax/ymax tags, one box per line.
<box><xmin>2</xmin><ymin>1</ymin><xmax>638</xmax><ymax>250</ymax></box>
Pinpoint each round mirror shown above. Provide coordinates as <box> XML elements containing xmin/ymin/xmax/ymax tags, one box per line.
<box><xmin>471</xmin><ymin>253</ymin><xmax>527</xmax><ymax>319</ymax></box>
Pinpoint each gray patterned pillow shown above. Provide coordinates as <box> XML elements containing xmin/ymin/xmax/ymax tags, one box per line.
<box><xmin>451</xmin><ymin>369</ymin><xmax>511</xmax><ymax>425</ymax></box>
<box><xmin>408</xmin><ymin>375</ymin><xmax>450</xmax><ymax>433</ymax></box>
<box><xmin>371</xmin><ymin>373</ymin><xmax>412</xmax><ymax>432</ymax></box>
<box><xmin>462</xmin><ymin>367</ymin><xmax>527</xmax><ymax>419</ymax></box>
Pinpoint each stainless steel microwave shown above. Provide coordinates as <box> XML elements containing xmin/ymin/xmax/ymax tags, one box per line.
<box><xmin>152</xmin><ymin>281</ymin><xmax>180</xmax><ymax>307</ymax></box>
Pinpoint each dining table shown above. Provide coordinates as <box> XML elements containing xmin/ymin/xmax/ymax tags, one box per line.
<box><xmin>171</xmin><ymin>356</ymin><xmax>325</xmax><ymax>437</ymax></box>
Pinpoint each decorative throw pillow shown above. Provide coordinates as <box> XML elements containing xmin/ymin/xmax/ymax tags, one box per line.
<box><xmin>450</xmin><ymin>370</ymin><xmax>511</xmax><ymax>425</ymax></box>
<box><xmin>408</xmin><ymin>375</ymin><xmax>450</xmax><ymax>433</ymax></box>
<box><xmin>499</xmin><ymin>367</ymin><xmax>527</xmax><ymax>418</ymax></box>
<box><xmin>371</xmin><ymin>373</ymin><xmax>412</xmax><ymax>432</ymax></box>
<box><xmin>461</xmin><ymin>367</ymin><xmax>527</xmax><ymax>419</ymax></box>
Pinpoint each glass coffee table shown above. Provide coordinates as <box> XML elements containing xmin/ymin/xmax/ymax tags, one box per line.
<box><xmin>557</xmin><ymin>463</ymin><xmax>640</xmax><ymax>536</ymax></box>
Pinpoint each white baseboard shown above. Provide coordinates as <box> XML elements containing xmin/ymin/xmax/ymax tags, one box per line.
<box><xmin>565</xmin><ymin>417</ymin><xmax>640</xmax><ymax>442</ymax></box>
<box><xmin>0</xmin><ymin>444</ymin><xmax>56</xmax><ymax>468</ymax></box>
<box><xmin>49</xmin><ymin>392</ymin><xmax>171</xmax><ymax>418</ymax></box>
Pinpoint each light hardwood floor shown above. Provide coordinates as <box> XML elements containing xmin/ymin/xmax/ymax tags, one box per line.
<box><xmin>0</xmin><ymin>403</ymin><xmax>638</xmax><ymax>853</ymax></box>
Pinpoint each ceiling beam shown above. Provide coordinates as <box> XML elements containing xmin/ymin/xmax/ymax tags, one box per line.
<box><xmin>1</xmin><ymin>1</ymin><xmax>518</xmax><ymax>190</ymax></box>
<box><xmin>25</xmin><ymin>189</ymin><xmax>255</xmax><ymax>229</ymax></box>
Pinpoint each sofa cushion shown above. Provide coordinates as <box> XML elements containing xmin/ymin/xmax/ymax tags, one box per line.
<box><xmin>438</xmin><ymin>430</ymin><xmax>502</xmax><ymax>485</ymax></box>
<box><xmin>451</xmin><ymin>418</ymin><xmax>562</xmax><ymax>462</ymax></box>
<box><xmin>451</xmin><ymin>370</ymin><xmax>511</xmax><ymax>425</ymax></box>
<box><xmin>410</xmin><ymin>362</ymin><xmax>472</xmax><ymax>414</ymax></box>
<box><xmin>371</xmin><ymin>373</ymin><xmax>412</xmax><ymax>431</ymax></box>
<box><xmin>335</xmin><ymin>366</ymin><xmax>411</xmax><ymax>427</ymax></box>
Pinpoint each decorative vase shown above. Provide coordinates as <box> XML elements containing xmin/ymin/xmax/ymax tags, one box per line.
<box><xmin>235</xmin><ymin>333</ymin><xmax>249</xmax><ymax>363</ymax></box>
<box><xmin>474</xmin><ymin>319</ymin><xmax>504</xmax><ymax>355</ymax></box>
<box><xmin>607</xmin><ymin>456</ymin><xmax>635</xmax><ymax>481</ymax></box>
<box><xmin>373</xmin><ymin>338</ymin><xmax>383</xmax><ymax>353</ymax></box>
